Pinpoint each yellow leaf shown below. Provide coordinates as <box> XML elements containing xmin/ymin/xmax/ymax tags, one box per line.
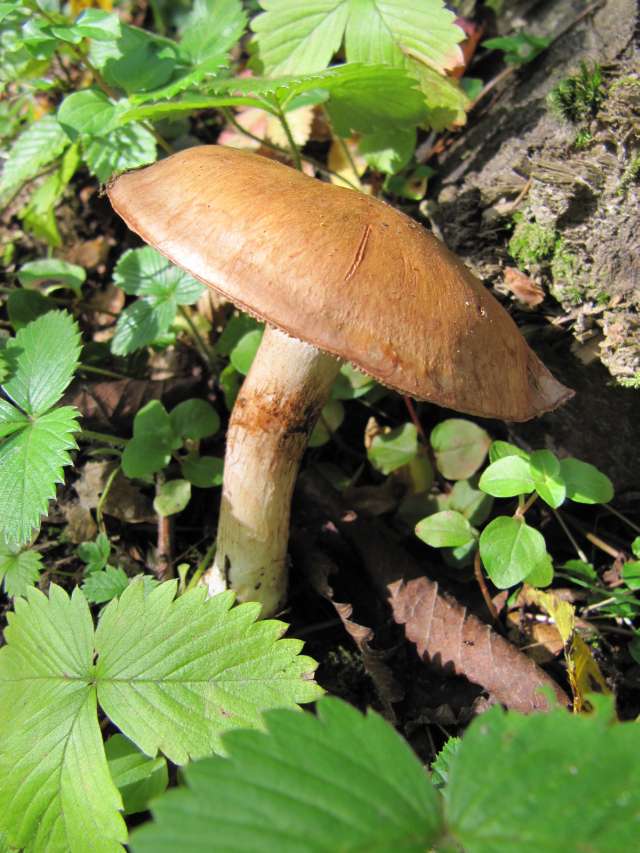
<box><xmin>569</xmin><ymin>634</ymin><xmax>612</xmax><ymax>714</ymax></box>
<box><xmin>327</xmin><ymin>137</ymin><xmax>365</xmax><ymax>190</ymax></box>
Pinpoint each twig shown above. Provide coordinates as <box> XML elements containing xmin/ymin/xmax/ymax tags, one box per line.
<box><xmin>155</xmin><ymin>474</ymin><xmax>174</xmax><ymax>580</ymax></box>
<box><xmin>474</xmin><ymin>549</ymin><xmax>500</xmax><ymax>625</ymax></box>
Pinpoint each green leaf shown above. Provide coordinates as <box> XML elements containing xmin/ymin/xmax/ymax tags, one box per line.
<box><xmin>622</xmin><ymin>561</ymin><xmax>640</xmax><ymax>591</ymax></box>
<box><xmin>529</xmin><ymin>449</ymin><xmax>566</xmax><ymax>508</ymax></box>
<box><xmin>483</xmin><ymin>32</ymin><xmax>551</xmax><ymax>65</ymax></box>
<box><xmin>343</xmin><ymin>0</ymin><xmax>463</xmax><ymax>74</ymax></box>
<box><xmin>358</xmin><ymin>126</ymin><xmax>415</xmax><ymax>174</ymax></box>
<box><xmin>114</xmin><ymin>246</ymin><xmax>204</xmax><ymax>303</ymax></box>
<box><xmin>18</xmin><ymin>258</ymin><xmax>86</xmax><ymax>296</ymax></box>
<box><xmin>214</xmin><ymin>313</ymin><xmax>261</xmax><ymax>356</ymax></box>
<box><xmin>82</xmin><ymin>565</ymin><xmax>130</xmax><ymax>604</ymax></box>
<box><xmin>252</xmin><ymin>0</ymin><xmax>350</xmax><ymax>76</ymax></box>
<box><xmin>154</xmin><ymin>479</ymin><xmax>191</xmax><ymax>516</ymax></box>
<box><xmin>445</xmin><ymin>699</ymin><xmax>640</xmax><ymax>850</ymax></box>
<box><xmin>368</xmin><ymin>422</ymin><xmax>418</xmax><ymax>475</ymax></box>
<box><xmin>252</xmin><ymin>0</ymin><xmax>463</xmax><ymax>77</ymax></box>
<box><xmin>0</xmin><ymin>582</ymin><xmax>321</xmax><ymax>850</ymax></box>
<box><xmin>479</xmin><ymin>456</ymin><xmax>534</xmax><ymax>498</ymax></box>
<box><xmin>408</xmin><ymin>60</ymin><xmax>469</xmax><ymax>130</ymax></box>
<box><xmin>131</xmin><ymin>697</ymin><xmax>442</xmax><ymax>852</ymax></box>
<box><xmin>331</xmin><ymin>361</ymin><xmax>375</xmax><ymax>399</ymax></box>
<box><xmin>95</xmin><ymin>581</ymin><xmax>323</xmax><ymax>761</ymax></box>
<box><xmin>83</xmin><ymin>121</ymin><xmax>157</xmax><ymax>182</ymax></box>
<box><xmin>181</xmin><ymin>455</ymin><xmax>224</xmax><ymax>488</ymax></box>
<box><xmin>0</xmin><ymin>586</ymin><xmax>126</xmax><ymax>852</ymax></box>
<box><xmin>111</xmin><ymin>247</ymin><xmax>203</xmax><ymax>355</ymax></box>
<box><xmin>559</xmin><ymin>457</ymin><xmax>614</xmax><ymax>505</ymax></box>
<box><xmin>230</xmin><ymin>328</ymin><xmax>264</xmax><ymax>374</ymax></box>
<box><xmin>0</xmin><ymin>406</ymin><xmax>80</xmax><ymax>547</ymax></box>
<box><xmin>560</xmin><ymin>559</ymin><xmax>597</xmax><ymax>582</ymax></box>
<box><xmin>121</xmin><ymin>400</ymin><xmax>179</xmax><ymax>478</ymax></box>
<box><xmin>430</xmin><ymin>419</ymin><xmax>490</xmax><ymax>480</ymax></box>
<box><xmin>90</xmin><ymin>24</ymin><xmax>179</xmax><ymax>94</ymax></box>
<box><xmin>57</xmin><ymin>88</ymin><xmax>121</xmax><ymax>139</ymax></box>
<box><xmin>0</xmin><ymin>545</ymin><xmax>42</xmax><ymax>596</ymax></box>
<box><xmin>489</xmin><ymin>440</ymin><xmax>530</xmax><ymax>463</ymax></box>
<box><xmin>180</xmin><ymin>0</ymin><xmax>247</xmax><ymax>63</ymax></box>
<box><xmin>2</xmin><ymin>310</ymin><xmax>81</xmax><ymax>415</ymax></box>
<box><xmin>7</xmin><ymin>289</ymin><xmax>55</xmax><ymax>330</ymax></box>
<box><xmin>0</xmin><ymin>114</ymin><xmax>68</xmax><ymax>205</ymax></box>
<box><xmin>524</xmin><ymin>552</ymin><xmax>554</xmax><ymax>588</ymax></box>
<box><xmin>632</xmin><ymin>537</ymin><xmax>640</xmax><ymax>559</ymax></box>
<box><xmin>105</xmin><ymin>735</ymin><xmax>168</xmax><ymax>816</ymax></box>
<box><xmin>75</xmin><ymin>9</ymin><xmax>121</xmax><ymax>41</ymax></box>
<box><xmin>448</xmin><ymin>479</ymin><xmax>493</xmax><ymax>526</ymax></box>
<box><xmin>18</xmin><ymin>142</ymin><xmax>80</xmax><ymax>249</ymax></box>
<box><xmin>78</xmin><ymin>532</ymin><xmax>111</xmax><ymax>573</ymax></box>
<box><xmin>479</xmin><ymin>516</ymin><xmax>548</xmax><ymax>589</ymax></box>
<box><xmin>431</xmin><ymin>736</ymin><xmax>462</xmax><ymax>789</ymax></box>
<box><xmin>415</xmin><ymin>510</ymin><xmax>475</xmax><ymax>548</ymax></box>
<box><xmin>309</xmin><ymin>399</ymin><xmax>344</xmax><ymax>447</ymax></box>
<box><xmin>170</xmin><ymin>399</ymin><xmax>220</xmax><ymax>441</ymax></box>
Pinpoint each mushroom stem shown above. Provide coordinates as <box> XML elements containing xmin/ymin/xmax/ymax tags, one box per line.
<box><xmin>203</xmin><ymin>325</ymin><xmax>341</xmax><ymax>616</ymax></box>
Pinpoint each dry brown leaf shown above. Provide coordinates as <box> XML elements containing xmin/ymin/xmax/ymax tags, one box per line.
<box><xmin>75</xmin><ymin>460</ymin><xmax>154</xmax><ymax>524</ymax></box>
<box><xmin>64</xmin><ymin>237</ymin><xmax>110</xmax><ymax>269</ymax></box>
<box><xmin>503</xmin><ymin>267</ymin><xmax>545</xmax><ymax>307</ymax></box>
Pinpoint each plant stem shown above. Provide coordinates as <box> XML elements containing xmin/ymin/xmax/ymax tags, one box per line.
<box><xmin>155</xmin><ymin>472</ymin><xmax>174</xmax><ymax>580</ymax></box>
<box><xmin>178</xmin><ymin>305</ymin><xmax>217</xmax><ymax>369</ymax></box>
<box><xmin>604</xmin><ymin>503</ymin><xmax>640</xmax><ymax>536</ymax></box>
<box><xmin>78</xmin><ymin>429</ymin><xmax>127</xmax><ymax>448</ymax></box>
<box><xmin>186</xmin><ymin>539</ymin><xmax>218</xmax><ymax>591</ymax></box>
<box><xmin>96</xmin><ymin>464</ymin><xmax>120</xmax><ymax>534</ymax></box>
<box><xmin>515</xmin><ymin>492</ymin><xmax>538</xmax><ymax>518</ymax></box>
<box><xmin>551</xmin><ymin>508</ymin><xmax>589</xmax><ymax>562</ymax></box>
<box><xmin>336</xmin><ymin>134</ymin><xmax>361</xmax><ymax>184</ymax></box>
<box><xmin>78</xmin><ymin>363</ymin><xmax>131</xmax><ymax>381</ymax></box>
<box><xmin>474</xmin><ymin>549</ymin><xmax>500</xmax><ymax>624</ymax></box>
<box><xmin>275</xmin><ymin>106</ymin><xmax>303</xmax><ymax>171</ymax></box>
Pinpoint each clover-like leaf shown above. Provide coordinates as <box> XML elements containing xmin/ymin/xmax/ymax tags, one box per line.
<box><xmin>559</xmin><ymin>458</ymin><xmax>614</xmax><ymax>505</ymax></box>
<box><xmin>0</xmin><ymin>582</ymin><xmax>321</xmax><ymax>850</ymax></box>
<box><xmin>431</xmin><ymin>419</ymin><xmax>490</xmax><ymax>480</ymax></box>
<box><xmin>368</xmin><ymin>422</ymin><xmax>418</xmax><ymax>475</ymax></box>
<box><xmin>153</xmin><ymin>479</ymin><xmax>191</xmax><ymax>516</ymax></box>
<box><xmin>415</xmin><ymin>510</ymin><xmax>475</xmax><ymax>548</ymax></box>
<box><xmin>169</xmin><ymin>399</ymin><xmax>220</xmax><ymax>441</ymax></box>
<box><xmin>529</xmin><ymin>449</ymin><xmax>566</xmax><ymax>508</ymax></box>
<box><xmin>479</xmin><ymin>455</ymin><xmax>535</xmax><ymax>498</ymax></box>
<box><xmin>131</xmin><ymin>697</ymin><xmax>441</xmax><ymax>852</ymax></box>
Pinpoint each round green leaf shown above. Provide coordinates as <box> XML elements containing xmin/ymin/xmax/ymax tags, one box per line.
<box><xmin>230</xmin><ymin>329</ymin><xmax>263</xmax><ymax>375</ymax></box>
<box><xmin>529</xmin><ymin>449</ymin><xmax>566</xmax><ymax>508</ymax></box>
<box><xmin>57</xmin><ymin>88</ymin><xmax>120</xmax><ymax>138</ymax></box>
<box><xmin>368</xmin><ymin>422</ymin><xmax>418</xmax><ymax>475</ymax></box>
<box><xmin>309</xmin><ymin>400</ymin><xmax>344</xmax><ymax>448</ymax></box>
<box><xmin>18</xmin><ymin>258</ymin><xmax>86</xmax><ymax>295</ymax></box>
<box><xmin>489</xmin><ymin>440</ymin><xmax>530</xmax><ymax>463</ymax></box>
<box><xmin>448</xmin><ymin>479</ymin><xmax>493</xmax><ymax>525</ymax></box>
<box><xmin>153</xmin><ymin>479</ymin><xmax>191</xmax><ymax>516</ymax></box>
<box><xmin>559</xmin><ymin>458</ymin><xmax>614</xmax><ymax>504</ymax></box>
<box><xmin>416</xmin><ymin>510</ymin><xmax>475</xmax><ymax>548</ymax></box>
<box><xmin>181</xmin><ymin>455</ymin><xmax>224</xmax><ymax>488</ymax></box>
<box><xmin>479</xmin><ymin>516</ymin><xmax>548</xmax><ymax>589</ymax></box>
<box><xmin>430</xmin><ymin>419</ymin><xmax>490</xmax><ymax>480</ymax></box>
<box><xmin>170</xmin><ymin>399</ymin><xmax>220</xmax><ymax>441</ymax></box>
<box><xmin>479</xmin><ymin>456</ymin><xmax>534</xmax><ymax>498</ymax></box>
<box><xmin>524</xmin><ymin>552</ymin><xmax>554</xmax><ymax>588</ymax></box>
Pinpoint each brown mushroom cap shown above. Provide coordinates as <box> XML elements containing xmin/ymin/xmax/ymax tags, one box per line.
<box><xmin>108</xmin><ymin>145</ymin><xmax>572</xmax><ymax>421</ymax></box>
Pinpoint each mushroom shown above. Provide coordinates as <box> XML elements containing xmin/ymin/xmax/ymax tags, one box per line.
<box><xmin>108</xmin><ymin>145</ymin><xmax>572</xmax><ymax>617</ymax></box>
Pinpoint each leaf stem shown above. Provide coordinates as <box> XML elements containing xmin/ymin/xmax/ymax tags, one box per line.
<box><xmin>78</xmin><ymin>429</ymin><xmax>127</xmax><ymax>447</ymax></box>
<box><xmin>551</xmin><ymin>508</ymin><xmax>589</xmax><ymax>562</ymax></box>
<box><xmin>186</xmin><ymin>539</ymin><xmax>217</xmax><ymax>591</ymax></box>
<box><xmin>78</xmin><ymin>363</ymin><xmax>131</xmax><ymax>381</ymax></box>
<box><xmin>96</xmin><ymin>463</ymin><xmax>121</xmax><ymax>534</ymax></box>
<box><xmin>178</xmin><ymin>305</ymin><xmax>217</xmax><ymax>370</ymax></box>
<box><xmin>275</xmin><ymin>106</ymin><xmax>303</xmax><ymax>171</ymax></box>
<box><xmin>604</xmin><ymin>503</ymin><xmax>640</xmax><ymax>536</ymax></box>
<box><xmin>474</xmin><ymin>549</ymin><xmax>500</xmax><ymax>625</ymax></box>
<box><xmin>515</xmin><ymin>492</ymin><xmax>538</xmax><ymax>518</ymax></box>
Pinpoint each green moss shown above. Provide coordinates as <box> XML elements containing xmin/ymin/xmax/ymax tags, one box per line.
<box><xmin>573</xmin><ymin>128</ymin><xmax>593</xmax><ymax>149</ymax></box>
<box><xmin>548</xmin><ymin>62</ymin><xmax>605</xmax><ymax>124</ymax></box>
<box><xmin>508</xmin><ymin>221</ymin><xmax>557</xmax><ymax>267</ymax></box>
<box><xmin>618</xmin><ymin>373</ymin><xmax>640</xmax><ymax>389</ymax></box>
<box><xmin>551</xmin><ymin>241</ymin><xmax>580</xmax><ymax>284</ymax></box>
<box><xmin>619</xmin><ymin>154</ymin><xmax>640</xmax><ymax>195</ymax></box>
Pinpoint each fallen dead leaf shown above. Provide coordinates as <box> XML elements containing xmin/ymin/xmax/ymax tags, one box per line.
<box><xmin>503</xmin><ymin>267</ymin><xmax>545</xmax><ymax>307</ymax></box>
<box><xmin>75</xmin><ymin>460</ymin><xmax>154</xmax><ymax>524</ymax></box>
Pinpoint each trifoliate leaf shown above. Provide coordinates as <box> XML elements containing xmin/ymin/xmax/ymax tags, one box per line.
<box><xmin>0</xmin><ymin>545</ymin><xmax>42</xmax><ymax>596</ymax></box>
<box><xmin>489</xmin><ymin>440</ymin><xmax>530</xmax><ymax>463</ymax></box>
<box><xmin>111</xmin><ymin>247</ymin><xmax>203</xmax><ymax>356</ymax></box>
<box><xmin>121</xmin><ymin>400</ymin><xmax>180</xmax><ymax>478</ymax></box>
<box><xmin>170</xmin><ymin>399</ymin><xmax>220</xmax><ymax>441</ymax></box>
<box><xmin>78</xmin><ymin>532</ymin><xmax>111</xmax><ymax>573</ymax></box>
<box><xmin>0</xmin><ymin>406</ymin><xmax>80</xmax><ymax>547</ymax></box>
<box><xmin>1</xmin><ymin>310</ymin><xmax>81</xmax><ymax>416</ymax></box>
<box><xmin>105</xmin><ymin>735</ymin><xmax>168</xmax><ymax>816</ymax></box>
<box><xmin>0</xmin><ymin>586</ymin><xmax>126</xmax><ymax>852</ymax></box>
<box><xmin>0</xmin><ymin>582</ymin><xmax>321</xmax><ymax>850</ymax></box>
<box><xmin>252</xmin><ymin>0</ymin><xmax>463</xmax><ymax>77</ymax></box>
<box><xmin>479</xmin><ymin>516</ymin><xmax>548</xmax><ymax>589</ymax></box>
<box><xmin>89</xmin><ymin>24</ymin><xmax>179</xmax><ymax>94</ymax></box>
<box><xmin>430</xmin><ymin>419</ymin><xmax>490</xmax><ymax>480</ymax></box>
<box><xmin>82</xmin><ymin>566</ymin><xmax>130</xmax><ymax>604</ymax></box>
<box><xmin>368</xmin><ymin>422</ymin><xmax>418</xmax><ymax>475</ymax></box>
<box><xmin>83</xmin><ymin>122</ymin><xmax>157</xmax><ymax>182</ymax></box>
<box><xmin>131</xmin><ymin>697</ymin><xmax>442</xmax><ymax>852</ymax></box>
<box><xmin>0</xmin><ymin>114</ymin><xmax>68</xmax><ymax>205</ymax></box>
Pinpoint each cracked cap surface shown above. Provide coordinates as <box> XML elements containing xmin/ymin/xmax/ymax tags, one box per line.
<box><xmin>108</xmin><ymin>145</ymin><xmax>572</xmax><ymax>421</ymax></box>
